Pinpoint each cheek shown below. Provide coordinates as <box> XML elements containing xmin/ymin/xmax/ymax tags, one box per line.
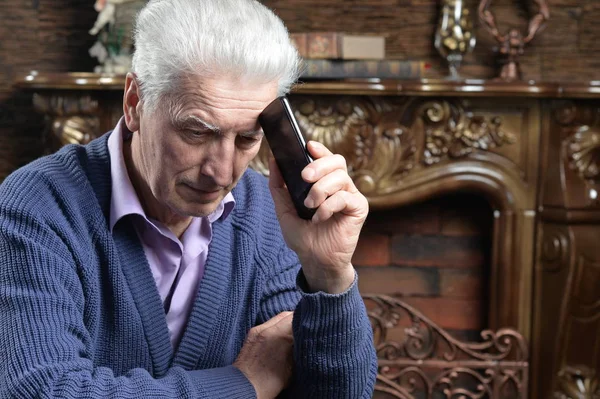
<box><xmin>141</xmin><ymin>132</ymin><xmax>185</xmax><ymax>191</ymax></box>
<box><xmin>163</xmin><ymin>137</ymin><xmax>207</xmax><ymax>181</ymax></box>
<box><xmin>233</xmin><ymin>146</ymin><xmax>261</xmax><ymax>176</ymax></box>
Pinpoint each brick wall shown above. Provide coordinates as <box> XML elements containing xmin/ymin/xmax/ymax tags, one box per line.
<box><xmin>354</xmin><ymin>194</ymin><xmax>492</xmax><ymax>342</ymax></box>
<box><xmin>264</xmin><ymin>0</ymin><xmax>600</xmax><ymax>81</ymax></box>
<box><xmin>0</xmin><ymin>0</ymin><xmax>97</xmax><ymax>181</ymax></box>
<box><xmin>3</xmin><ymin>1</ymin><xmax>600</xmax><ymax>181</ymax></box>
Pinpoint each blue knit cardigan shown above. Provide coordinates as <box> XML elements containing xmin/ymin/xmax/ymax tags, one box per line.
<box><xmin>0</xmin><ymin>133</ymin><xmax>377</xmax><ymax>398</ymax></box>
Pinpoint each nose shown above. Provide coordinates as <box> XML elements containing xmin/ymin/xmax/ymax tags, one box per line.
<box><xmin>200</xmin><ymin>136</ymin><xmax>235</xmax><ymax>187</ymax></box>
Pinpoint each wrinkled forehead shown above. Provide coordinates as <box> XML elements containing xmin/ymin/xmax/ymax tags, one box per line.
<box><xmin>158</xmin><ymin>74</ymin><xmax>279</xmax><ymax>127</ymax></box>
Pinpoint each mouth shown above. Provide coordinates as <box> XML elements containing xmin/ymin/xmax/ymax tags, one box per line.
<box><xmin>180</xmin><ymin>183</ymin><xmax>223</xmax><ymax>201</ymax></box>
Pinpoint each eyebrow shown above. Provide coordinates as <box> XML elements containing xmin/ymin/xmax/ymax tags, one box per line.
<box><xmin>239</xmin><ymin>128</ymin><xmax>264</xmax><ymax>137</ymax></box>
<box><xmin>172</xmin><ymin>115</ymin><xmax>263</xmax><ymax>137</ymax></box>
<box><xmin>173</xmin><ymin>115</ymin><xmax>221</xmax><ymax>134</ymax></box>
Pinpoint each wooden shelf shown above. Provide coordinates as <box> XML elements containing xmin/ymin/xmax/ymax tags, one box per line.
<box><xmin>15</xmin><ymin>71</ymin><xmax>600</xmax><ymax>99</ymax></box>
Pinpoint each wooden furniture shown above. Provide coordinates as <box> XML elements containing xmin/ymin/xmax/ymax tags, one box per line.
<box><xmin>16</xmin><ymin>73</ymin><xmax>600</xmax><ymax>398</ymax></box>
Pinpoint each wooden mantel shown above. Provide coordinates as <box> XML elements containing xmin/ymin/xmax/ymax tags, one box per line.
<box><xmin>16</xmin><ymin>70</ymin><xmax>600</xmax><ymax>97</ymax></box>
<box><xmin>16</xmin><ymin>72</ymin><xmax>600</xmax><ymax>399</ymax></box>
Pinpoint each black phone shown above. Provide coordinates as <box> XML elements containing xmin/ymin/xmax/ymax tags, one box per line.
<box><xmin>258</xmin><ymin>96</ymin><xmax>316</xmax><ymax>220</ymax></box>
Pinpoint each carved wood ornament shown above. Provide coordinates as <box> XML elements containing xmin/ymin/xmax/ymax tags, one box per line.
<box><xmin>251</xmin><ymin>96</ymin><xmax>515</xmax><ymax>198</ymax></box>
<box><xmin>533</xmin><ymin>102</ymin><xmax>600</xmax><ymax>399</ymax></box>
<box><xmin>32</xmin><ymin>93</ymin><xmax>99</xmax><ymax>150</ymax></box>
<box><xmin>555</xmin><ymin>366</ymin><xmax>600</xmax><ymax>399</ymax></box>
<box><xmin>420</xmin><ymin>100</ymin><xmax>515</xmax><ymax>165</ymax></box>
<box><xmin>566</xmin><ymin>126</ymin><xmax>600</xmax><ymax>204</ymax></box>
<box><xmin>366</xmin><ymin>295</ymin><xmax>528</xmax><ymax>399</ymax></box>
<box><xmin>554</xmin><ymin>101</ymin><xmax>600</xmax><ymax>205</ymax></box>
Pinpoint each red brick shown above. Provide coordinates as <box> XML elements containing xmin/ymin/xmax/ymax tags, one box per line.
<box><xmin>391</xmin><ymin>234</ymin><xmax>488</xmax><ymax>268</ymax></box>
<box><xmin>352</xmin><ymin>232</ymin><xmax>390</xmax><ymax>267</ymax></box>
<box><xmin>364</xmin><ymin>202</ymin><xmax>440</xmax><ymax>235</ymax></box>
<box><xmin>440</xmin><ymin>210</ymin><xmax>493</xmax><ymax>236</ymax></box>
<box><xmin>357</xmin><ymin>266</ymin><xmax>438</xmax><ymax>296</ymax></box>
<box><xmin>380</xmin><ymin>327</ymin><xmax>484</xmax><ymax>348</ymax></box>
<box><xmin>402</xmin><ymin>297</ymin><xmax>484</xmax><ymax>330</ymax></box>
<box><xmin>364</xmin><ymin>296</ymin><xmax>484</xmax><ymax>342</ymax></box>
<box><xmin>439</xmin><ymin>269</ymin><xmax>484</xmax><ymax>299</ymax></box>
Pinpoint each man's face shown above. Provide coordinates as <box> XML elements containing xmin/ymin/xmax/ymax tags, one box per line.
<box><xmin>130</xmin><ymin>75</ymin><xmax>278</xmax><ymax>218</ymax></box>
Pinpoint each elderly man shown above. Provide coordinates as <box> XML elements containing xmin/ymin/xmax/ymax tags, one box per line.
<box><xmin>0</xmin><ymin>0</ymin><xmax>377</xmax><ymax>398</ymax></box>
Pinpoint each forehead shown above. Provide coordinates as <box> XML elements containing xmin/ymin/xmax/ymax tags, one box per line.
<box><xmin>165</xmin><ymin>75</ymin><xmax>279</xmax><ymax>128</ymax></box>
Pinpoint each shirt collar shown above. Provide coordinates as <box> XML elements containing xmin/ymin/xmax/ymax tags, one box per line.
<box><xmin>107</xmin><ymin>117</ymin><xmax>235</xmax><ymax>232</ymax></box>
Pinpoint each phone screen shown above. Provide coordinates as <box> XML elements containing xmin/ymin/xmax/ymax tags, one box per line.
<box><xmin>259</xmin><ymin>96</ymin><xmax>316</xmax><ymax>220</ymax></box>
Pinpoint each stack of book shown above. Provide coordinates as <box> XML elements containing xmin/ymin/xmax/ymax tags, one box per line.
<box><xmin>290</xmin><ymin>32</ymin><xmax>426</xmax><ymax>80</ymax></box>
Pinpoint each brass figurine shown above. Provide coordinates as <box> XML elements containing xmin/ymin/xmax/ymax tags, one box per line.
<box><xmin>478</xmin><ymin>0</ymin><xmax>550</xmax><ymax>81</ymax></box>
<box><xmin>434</xmin><ymin>0</ymin><xmax>476</xmax><ymax>80</ymax></box>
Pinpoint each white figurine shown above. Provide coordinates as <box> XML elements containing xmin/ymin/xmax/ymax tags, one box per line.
<box><xmin>89</xmin><ymin>40</ymin><xmax>108</xmax><ymax>65</ymax></box>
<box><xmin>89</xmin><ymin>0</ymin><xmax>141</xmax><ymax>74</ymax></box>
<box><xmin>89</xmin><ymin>0</ymin><xmax>138</xmax><ymax>36</ymax></box>
<box><xmin>89</xmin><ymin>0</ymin><xmax>115</xmax><ymax>36</ymax></box>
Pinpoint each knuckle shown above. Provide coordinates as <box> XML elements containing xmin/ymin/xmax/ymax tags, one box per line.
<box><xmin>317</xmin><ymin>203</ymin><xmax>333</xmax><ymax>220</ymax></box>
<box><xmin>334</xmin><ymin>168</ymin><xmax>348</xmax><ymax>180</ymax></box>
<box><xmin>247</xmin><ymin>328</ymin><xmax>266</xmax><ymax>343</ymax></box>
<box><xmin>337</xmin><ymin>190</ymin><xmax>350</xmax><ymax>203</ymax></box>
<box><xmin>334</xmin><ymin>154</ymin><xmax>347</xmax><ymax>169</ymax></box>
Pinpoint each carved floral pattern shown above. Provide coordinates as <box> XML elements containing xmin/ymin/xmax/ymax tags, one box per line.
<box><xmin>33</xmin><ymin>93</ymin><xmax>100</xmax><ymax>149</ymax></box>
<box><xmin>555</xmin><ymin>365</ymin><xmax>600</xmax><ymax>399</ymax></box>
<box><xmin>420</xmin><ymin>100</ymin><xmax>516</xmax><ymax>166</ymax></box>
<box><xmin>250</xmin><ymin>97</ymin><xmax>517</xmax><ymax>197</ymax></box>
<box><xmin>566</xmin><ymin>125</ymin><xmax>600</xmax><ymax>203</ymax></box>
<box><xmin>250</xmin><ymin>96</ymin><xmax>416</xmax><ymax>196</ymax></box>
<box><xmin>364</xmin><ymin>294</ymin><xmax>528</xmax><ymax>399</ymax></box>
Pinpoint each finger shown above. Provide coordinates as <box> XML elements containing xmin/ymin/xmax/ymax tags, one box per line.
<box><xmin>304</xmin><ymin>168</ymin><xmax>350</xmax><ymax>209</ymax></box>
<box><xmin>268</xmin><ymin>312</ymin><xmax>294</xmax><ymax>336</ymax></box>
<box><xmin>253</xmin><ymin>311</ymin><xmax>293</xmax><ymax>334</ymax></box>
<box><xmin>302</xmin><ymin>153</ymin><xmax>348</xmax><ymax>183</ymax></box>
<box><xmin>312</xmin><ymin>190</ymin><xmax>369</xmax><ymax>224</ymax></box>
<box><xmin>306</xmin><ymin>140</ymin><xmax>333</xmax><ymax>160</ymax></box>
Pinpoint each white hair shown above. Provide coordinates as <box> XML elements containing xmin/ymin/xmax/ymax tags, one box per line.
<box><xmin>131</xmin><ymin>0</ymin><xmax>301</xmax><ymax>112</ymax></box>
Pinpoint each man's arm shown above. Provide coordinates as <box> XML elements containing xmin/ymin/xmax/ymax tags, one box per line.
<box><xmin>263</xmin><ymin>140</ymin><xmax>379</xmax><ymax>398</ymax></box>
<box><xmin>0</xmin><ymin>213</ymin><xmax>255</xmax><ymax>399</ymax></box>
<box><xmin>255</xmin><ymin>245</ymin><xmax>377</xmax><ymax>399</ymax></box>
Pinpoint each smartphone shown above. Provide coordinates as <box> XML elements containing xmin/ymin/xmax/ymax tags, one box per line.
<box><xmin>258</xmin><ymin>96</ymin><xmax>316</xmax><ymax>220</ymax></box>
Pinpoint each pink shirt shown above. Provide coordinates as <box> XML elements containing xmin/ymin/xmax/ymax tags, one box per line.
<box><xmin>107</xmin><ymin>119</ymin><xmax>235</xmax><ymax>349</ymax></box>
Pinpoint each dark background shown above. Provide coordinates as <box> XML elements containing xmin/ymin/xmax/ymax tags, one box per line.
<box><xmin>1</xmin><ymin>0</ymin><xmax>598</xmax><ymax>180</ymax></box>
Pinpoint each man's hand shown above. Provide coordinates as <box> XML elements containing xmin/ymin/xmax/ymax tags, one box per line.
<box><xmin>269</xmin><ymin>141</ymin><xmax>369</xmax><ymax>294</ymax></box>
<box><xmin>233</xmin><ymin>312</ymin><xmax>294</xmax><ymax>399</ymax></box>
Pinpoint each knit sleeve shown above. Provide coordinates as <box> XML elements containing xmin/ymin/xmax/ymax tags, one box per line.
<box><xmin>0</xmin><ymin>213</ymin><xmax>255</xmax><ymax>399</ymax></box>
<box><xmin>257</xmin><ymin>245</ymin><xmax>378</xmax><ymax>399</ymax></box>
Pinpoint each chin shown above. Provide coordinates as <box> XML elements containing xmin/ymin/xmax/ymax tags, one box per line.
<box><xmin>170</xmin><ymin>199</ymin><xmax>221</xmax><ymax>218</ymax></box>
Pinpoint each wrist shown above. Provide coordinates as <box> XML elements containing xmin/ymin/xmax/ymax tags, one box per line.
<box><xmin>302</xmin><ymin>264</ymin><xmax>355</xmax><ymax>294</ymax></box>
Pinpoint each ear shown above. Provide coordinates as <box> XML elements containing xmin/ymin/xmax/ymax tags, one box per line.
<box><xmin>123</xmin><ymin>72</ymin><xmax>142</xmax><ymax>133</ymax></box>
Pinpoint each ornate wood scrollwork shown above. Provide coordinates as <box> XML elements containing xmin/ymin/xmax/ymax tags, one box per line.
<box><xmin>540</xmin><ymin>226</ymin><xmax>571</xmax><ymax>273</ymax></box>
<box><xmin>251</xmin><ymin>96</ymin><xmax>417</xmax><ymax>196</ymax></box>
<box><xmin>251</xmin><ymin>97</ymin><xmax>517</xmax><ymax>197</ymax></box>
<box><xmin>420</xmin><ymin>100</ymin><xmax>516</xmax><ymax>166</ymax></box>
<box><xmin>565</xmin><ymin>126</ymin><xmax>600</xmax><ymax>203</ymax></box>
<box><xmin>552</xmin><ymin>101</ymin><xmax>600</xmax><ymax>205</ymax></box>
<box><xmin>555</xmin><ymin>365</ymin><xmax>600</xmax><ymax>399</ymax></box>
<box><xmin>363</xmin><ymin>294</ymin><xmax>529</xmax><ymax>399</ymax></box>
<box><xmin>33</xmin><ymin>93</ymin><xmax>100</xmax><ymax>149</ymax></box>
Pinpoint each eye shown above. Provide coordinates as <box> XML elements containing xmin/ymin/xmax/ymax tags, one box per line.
<box><xmin>186</xmin><ymin>129</ymin><xmax>210</xmax><ymax>140</ymax></box>
<box><xmin>237</xmin><ymin>133</ymin><xmax>262</xmax><ymax>147</ymax></box>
